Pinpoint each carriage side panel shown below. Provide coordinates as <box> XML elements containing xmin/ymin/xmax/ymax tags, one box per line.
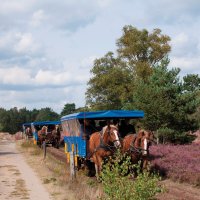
<box><xmin>62</xmin><ymin>119</ymin><xmax>86</xmax><ymax>158</ymax></box>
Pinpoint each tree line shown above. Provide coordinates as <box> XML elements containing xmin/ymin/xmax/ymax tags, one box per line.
<box><xmin>0</xmin><ymin>103</ymin><xmax>84</xmax><ymax>134</ymax></box>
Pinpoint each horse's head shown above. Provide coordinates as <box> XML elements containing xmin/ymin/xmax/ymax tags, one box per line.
<box><xmin>55</xmin><ymin>125</ymin><xmax>59</xmax><ymax>131</ymax></box>
<box><xmin>102</xmin><ymin>125</ymin><xmax>121</xmax><ymax>148</ymax></box>
<box><xmin>26</xmin><ymin>127</ymin><xmax>30</xmax><ymax>133</ymax></box>
<box><xmin>136</xmin><ymin>130</ymin><xmax>154</xmax><ymax>155</ymax></box>
<box><xmin>41</xmin><ymin>126</ymin><xmax>48</xmax><ymax>133</ymax></box>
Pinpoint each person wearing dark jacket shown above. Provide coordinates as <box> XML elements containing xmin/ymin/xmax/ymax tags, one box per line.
<box><xmin>119</xmin><ymin>119</ymin><xmax>136</xmax><ymax>138</ymax></box>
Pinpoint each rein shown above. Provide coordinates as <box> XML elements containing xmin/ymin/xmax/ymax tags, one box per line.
<box><xmin>94</xmin><ymin>131</ymin><xmax>117</xmax><ymax>152</ymax></box>
<box><xmin>89</xmin><ymin>128</ymin><xmax>119</xmax><ymax>158</ymax></box>
<box><xmin>99</xmin><ymin>133</ymin><xmax>117</xmax><ymax>152</ymax></box>
<box><xmin>129</xmin><ymin>136</ymin><xmax>148</xmax><ymax>155</ymax></box>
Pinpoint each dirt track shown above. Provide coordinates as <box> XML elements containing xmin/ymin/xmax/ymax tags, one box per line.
<box><xmin>0</xmin><ymin>133</ymin><xmax>52</xmax><ymax>200</ymax></box>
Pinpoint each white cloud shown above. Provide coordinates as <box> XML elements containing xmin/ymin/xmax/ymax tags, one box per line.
<box><xmin>34</xmin><ymin>70</ymin><xmax>71</xmax><ymax>85</ymax></box>
<box><xmin>0</xmin><ymin>31</ymin><xmax>41</xmax><ymax>61</ymax></box>
<box><xmin>14</xmin><ymin>33</ymin><xmax>35</xmax><ymax>53</ymax></box>
<box><xmin>80</xmin><ymin>56</ymin><xmax>97</xmax><ymax>69</ymax></box>
<box><xmin>0</xmin><ymin>67</ymin><xmax>31</xmax><ymax>84</ymax></box>
<box><xmin>0</xmin><ymin>0</ymin><xmax>33</xmax><ymax>14</ymax></box>
<box><xmin>0</xmin><ymin>31</ymin><xmax>16</xmax><ymax>49</ymax></box>
<box><xmin>173</xmin><ymin>33</ymin><xmax>188</xmax><ymax>46</ymax></box>
<box><xmin>96</xmin><ymin>0</ymin><xmax>113</xmax><ymax>7</ymax></box>
<box><xmin>170</xmin><ymin>56</ymin><xmax>200</xmax><ymax>75</ymax></box>
<box><xmin>30</xmin><ymin>10</ymin><xmax>47</xmax><ymax>27</ymax></box>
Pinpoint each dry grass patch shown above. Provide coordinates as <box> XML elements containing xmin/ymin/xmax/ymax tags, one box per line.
<box><xmin>18</xmin><ymin>140</ymin><xmax>103</xmax><ymax>200</ymax></box>
<box><xmin>9</xmin><ymin>178</ymin><xmax>29</xmax><ymax>199</ymax></box>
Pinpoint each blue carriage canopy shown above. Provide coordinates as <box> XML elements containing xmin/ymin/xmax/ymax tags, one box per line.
<box><xmin>22</xmin><ymin>122</ymin><xmax>32</xmax><ymax>127</ymax></box>
<box><xmin>31</xmin><ymin>120</ymin><xmax>61</xmax><ymax>126</ymax></box>
<box><xmin>23</xmin><ymin>120</ymin><xmax>61</xmax><ymax>127</ymax></box>
<box><xmin>61</xmin><ymin>110</ymin><xmax>144</xmax><ymax>121</ymax></box>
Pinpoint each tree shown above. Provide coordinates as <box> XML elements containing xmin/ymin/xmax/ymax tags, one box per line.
<box><xmin>86</xmin><ymin>26</ymin><xmax>171</xmax><ymax>110</ymax></box>
<box><xmin>117</xmin><ymin>26</ymin><xmax>171</xmax><ymax>80</ymax></box>
<box><xmin>183</xmin><ymin>74</ymin><xmax>200</xmax><ymax>92</ymax></box>
<box><xmin>0</xmin><ymin>108</ymin><xmax>8</xmax><ymax>132</ymax></box>
<box><xmin>35</xmin><ymin>108</ymin><xmax>59</xmax><ymax>121</ymax></box>
<box><xmin>60</xmin><ymin>103</ymin><xmax>76</xmax><ymax>116</ymax></box>
<box><xmin>125</xmin><ymin>59</ymin><xmax>200</xmax><ymax>132</ymax></box>
<box><xmin>75</xmin><ymin>106</ymin><xmax>89</xmax><ymax>112</ymax></box>
<box><xmin>30</xmin><ymin>108</ymin><xmax>40</xmax><ymax>122</ymax></box>
<box><xmin>86</xmin><ymin>52</ymin><xmax>132</xmax><ymax>110</ymax></box>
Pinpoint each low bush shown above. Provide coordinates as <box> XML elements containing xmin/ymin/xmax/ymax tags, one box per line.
<box><xmin>157</xmin><ymin>127</ymin><xmax>175</xmax><ymax>144</ymax></box>
<box><xmin>150</xmin><ymin>144</ymin><xmax>200</xmax><ymax>186</ymax></box>
<box><xmin>100</xmin><ymin>150</ymin><xmax>162</xmax><ymax>200</ymax></box>
<box><xmin>21</xmin><ymin>140</ymin><xmax>42</xmax><ymax>155</ymax></box>
<box><xmin>157</xmin><ymin>127</ymin><xmax>196</xmax><ymax>144</ymax></box>
<box><xmin>21</xmin><ymin>140</ymin><xmax>35</xmax><ymax>148</ymax></box>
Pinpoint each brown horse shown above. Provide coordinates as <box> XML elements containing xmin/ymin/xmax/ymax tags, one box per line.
<box><xmin>122</xmin><ymin>130</ymin><xmax>154</xmax><ymax>171</ymax></box>
<box><xmin>88</xmin><ymin>124</ymin><xmax>121</xmax><ymax>178</ymax></box>
<box><xmin>25</xmin><ymin>127</ymin><xmax>32</xmax><ymax>139</ymax></box>
<box><xmin>37</xmin><ymin>126</ymin><xmax>48</xmax><ymax>147</ymax></box>
<box><xmin>51</xmin><ymin>125</ymin><xmax>61</xmax><ymax>148</ymax></box>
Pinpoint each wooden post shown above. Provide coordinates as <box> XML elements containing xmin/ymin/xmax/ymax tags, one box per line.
<box><xmin>33</xmin><ymin>133</ymin><xmax>36</xmax><ymax>145</ymax></box>
<box><xmin>70</xmin><ymin>151</ymin><xmax>76</xmax><ymax>180</ymax></box>
<box><xmin>43</xmin><ymin>140</ymin><xmax>46</xmax><ymax>160</ymax></box>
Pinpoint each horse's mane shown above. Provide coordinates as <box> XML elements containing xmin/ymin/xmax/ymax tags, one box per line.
<box><xmin>40</xmin><ymin>126</ymin><xmax>47</xmax><ymax>133</ymax></box>
<box><xmin>102</xmin><ymin>125</ymin><xmax>117</xmax><ymax>136</ymax></box>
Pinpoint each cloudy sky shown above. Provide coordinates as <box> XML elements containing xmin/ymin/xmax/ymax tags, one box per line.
<box><xmin>0</xmin><ymin>0</ymin><xmax>200</xmax><ymax>113</ymax></box>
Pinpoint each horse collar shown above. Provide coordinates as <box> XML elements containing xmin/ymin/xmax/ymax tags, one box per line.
<box><xmin>129</xmin><ymin>136</ymin><xmax>142</xmax><ymax>154</ymax></box>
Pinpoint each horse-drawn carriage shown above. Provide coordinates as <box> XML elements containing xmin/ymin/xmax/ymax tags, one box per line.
<box><xmin>23</xmin><ymin>122</ymin><xmax>33</xmax><ymax>139</ymax></box>
<box><xmin>61</xmin><ymin>110</ymin><xmax>146</xmax><ymax>177</ymax></box>
<box><xmin>30</xmin><ymin>120</ymin><xmax>61</xmax><ymax>148</ymax></box>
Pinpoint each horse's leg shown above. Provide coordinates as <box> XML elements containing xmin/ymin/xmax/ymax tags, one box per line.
<box><xmin>98</xmin><ymin>157</ymin><xmax>103</xmax><ymax>172</ymax></box>
<box><xmin>92</xmin><ymin>154</ymin><xmax>101</xmax><ymax>180</ymax></box>
<box><xmin>95</xmin><ymin>164</ymin><xmax>99</xmax><ymax>179</ymax></box>
<box><xmin>142</xmin><ymin>156</ymin><xmax>150</xmax><ymax>171</ymax></box>
<box><xmin>85</xmin><ymin>158</ymin><xmax>94</xmax><ymax>177</ymax></box>
<box><xmin>94</xmin><ymin>156</ymin><xmax>99</xmax><ymax>178</ymax></box>
<box><xmin>96</xmin><ymin>155</ymin><xmax>103</xmax><ymax>181</ymax></box>
<box><xmin>56</xmin><ymin>138</ymin><xmax>59</xmax><ymax>148</ymax></box>
<box><xmin>41</xmin><ymin>138</ymin><xmax>45</xmax><ymax>148</ymax></box>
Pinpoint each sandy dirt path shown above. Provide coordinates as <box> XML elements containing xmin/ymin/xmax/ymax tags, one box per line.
<box><xmin>0</xmin><ymin>134</ymin><xmax>52</xmax><ymax>200</ymax></box>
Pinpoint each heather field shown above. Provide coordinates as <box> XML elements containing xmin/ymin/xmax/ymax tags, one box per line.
<box><xmin>150</xmin><ymin>144</ymin><xmax>200</xmax><ymax>186</ymax></box>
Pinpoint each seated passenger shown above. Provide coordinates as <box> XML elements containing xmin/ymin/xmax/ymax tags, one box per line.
<box><xmin>119</xmin><ymin>119</ymin><xmax>136</xmax><ymax>138</ymax></box>
<box><xmin>96</xmin><ymin>120</ymin><xmax>107</xmax><ymax>131</ymax></box>
<box><xmin>81</xmin><ymin>119</ymin><xmax>96</xmax><ymax>140</ymax></box>
<box><xmin>113</xmin><ymin>119</ymin><xmax>120</xmax><ymax>128</ymax></box>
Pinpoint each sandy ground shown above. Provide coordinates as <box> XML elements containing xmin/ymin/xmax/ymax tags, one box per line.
<box><xmin>0</xmin><ymin>133</ymin><xmax>52</xmax><ymax>200</ymax></box>
<box><xmin>157</xmin><ymin>179</ymin><xmax>200</xmax><ymax>200</ymax></box>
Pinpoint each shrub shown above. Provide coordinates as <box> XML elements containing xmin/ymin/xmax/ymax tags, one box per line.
<box><xmin>157</xmin><ymin>127</ymin><xmax>175</xmax><ymax>144</ymax></box>
<box><xmin>173</xmin><ymin>133</ymin><xmax>196</xmax><ymax>144</ymax></box>
<box><xmin>150</xmin><ymin>144</ymin><xmax>200</xmax><ymax>185</ymax></box>
<box><xmin>157</xmin><ymin>127</ymin><xmax>196</xmax><ymax>144</ymax></box>
<box><xmin>21</xmin><ymin>140</ymin><xmax>35</xmax><ymax>148</ymax></box>
<box><xmin>100</xmin><ymin>150</ymin><xmax>162</xmax><ymax>200</ymax></box>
